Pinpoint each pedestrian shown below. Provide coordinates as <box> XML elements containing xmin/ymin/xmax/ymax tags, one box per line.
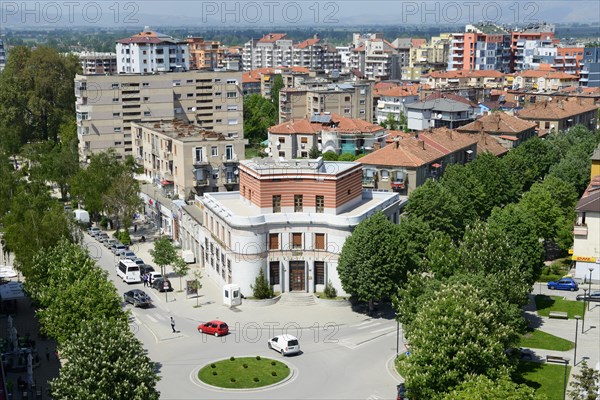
<box><xmin>143</xmin><ymin>273</ymin><xmax>148</xmax><ymax>287</ymax></box>
<box><xmin>45</xmin><ymin>347</ymin><xmax>50</xmax><ymax>362</ymax></box>
<box><xmin>170</xmin><ymin>317</ymin><xmax>176</xmax><ymax>333</ymax></box>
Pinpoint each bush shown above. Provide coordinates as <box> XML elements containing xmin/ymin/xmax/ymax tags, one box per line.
<box><xmin>119</xmin><ymin>229</ymin><xmax>132</xmax><ymax>245</ymax></box>
<box><xmin>271</xmin><ymin>371</ymin><xmax>277</xmax><ymax>377</ymax></box>
<box><xmin>253</xmin><ymin>377</ymin><xmax>259</xmax><ymax>382</ymax></box>
<box><xmin>212</xmin><ymin>371</ymin><xmax>218</xmax><ymax>376</ymax></box>
<box><xmin>324</xmin><ymin>280</ymin><xmax>337</xmax><ymax>299</ymax></box>
<box><xmin>271</xmin><ymin>361</ymin><xmax>276</xmax><ymax>366</ymax></box>
<box><xmin>256</xmin><ymin>356</ymin><xmax>261</xmax><ymax>360</ymax></box>
<box><xmin>243</xmin><ymin>364</ymin><xmax>248</xmax><ymax>368</ymax></box>
<box><xmin>251</xmin><ymin>269</ymin><xmax>273</xmax><ymax>299</ymax></box>
<box><xmin>230</xmin><ymin>377</ymin><xmax>236</xmax><ymax>383</ymax></box>
<box><xmin>230</xmin><ymin>356</ymin><xmax>235</xmax><ymax>361</ymax></box>
<box><xmin>210</xmin><ymin>363</ymin><xmax>216</xmax><ymax>368</ymax></box>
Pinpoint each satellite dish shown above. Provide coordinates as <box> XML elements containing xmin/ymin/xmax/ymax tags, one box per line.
<box><xmin>234</xmin><ymin>170</ymin><xmax>239</xmax><ymax>175</ymax></box>
<box><xmin>436</xmin><ymin>113</ymin><xmax>443</xmax><ymax>119</ymax></box>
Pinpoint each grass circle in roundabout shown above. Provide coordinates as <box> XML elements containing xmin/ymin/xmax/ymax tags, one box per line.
<box><xmin>198</xmin><ymin>356</ymin><xmax>290</xmax><ymax>389</ymax></box>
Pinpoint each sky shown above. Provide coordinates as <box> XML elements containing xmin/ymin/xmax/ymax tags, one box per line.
<box><xmin>0</xmin><ymin>0</ymin><xmax>599</xmax><ymax>28</ymax></box>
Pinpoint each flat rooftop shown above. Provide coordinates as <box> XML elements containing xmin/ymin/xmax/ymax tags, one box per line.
<box><xmin>241</xmin><ymin>157</ymin><xmax>359</xmax><ymax>176</ymax></box>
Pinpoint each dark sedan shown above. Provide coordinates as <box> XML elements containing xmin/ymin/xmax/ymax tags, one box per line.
<box><xmin>576</xmin><ymin>291</ymin><xmax>600</xmax><ymax>302</ymax></box>
<box><xmin>151</xmin><ymin>277</ymin><xmax>173</xmax><ymax>292</ymax></box>
<box><xmin>123</xmin><ymin>289</ymin><xmax>153</xmax><ymax>308</ymax></box>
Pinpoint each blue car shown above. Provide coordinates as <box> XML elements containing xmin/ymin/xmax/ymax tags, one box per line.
<box><xmin>547</xmin><ymin>277</ymin><xmax>579</xmax><ymax>291</ymax></box>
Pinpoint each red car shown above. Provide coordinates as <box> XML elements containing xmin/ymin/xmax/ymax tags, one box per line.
<box><xmin>197</xmin><ymin>320</ymin><xmax>229</xmax><ymax>337</ymax></box>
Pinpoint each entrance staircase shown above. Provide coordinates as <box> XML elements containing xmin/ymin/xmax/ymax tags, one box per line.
<box><xmin>278</xmin><ymin>292</ymin><xmax>316</xmax><ymax>306</ymax></box>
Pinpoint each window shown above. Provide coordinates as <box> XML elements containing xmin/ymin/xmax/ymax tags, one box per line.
<box><xmin>225</xmin><ymin>145</ymin><xmax>233</xmax><ymax>160</ymax></box>
<box><xmin>227</xmin><ymin>105</ymin><xmax>238</xmax><ymax>111</ymax></box>
<box><xmin>228</xmin><ymin>119</ymin><xmax>238</xmax><ymax>125</ymax></box>
<box><xmin>112</xmin><ymin>83</ymin><xmax>119</xmax><ymax>89</ymax></box>
<box><xmin>142</xmin><ymin>82</ymin><xmax>149</xmax><ymax>87</ymax></box>
<box><xmin>144</xmin><ymin>111</ymin><xmax>151</xmax><ymax>116</ymax></box>
<box><xmin>186</xmin><ymin>79</ymin><xmax>194</xmax><ymax>83</ymax></box>
<box><xmin>227</xmin><ymin>79</ymin><xmax>238</xmax><ymax>84</ymax></box>
<box><xmin>344</xmin><ymin>96</ymin><xmax>351</xmax><ymax>102</ymax></box>
<box><xmin>269</xmin><ymin>233</ymin><xmax>279</xmax><ymax>250</ymax></box>
<box><xmin>315</xmin><ymin>261</ymin><xmax>325</xmax><ymax>285</ymax></box>
<box><xmin>272</xmin><ymin>195</ymin><xmax>281</xmax><ymax>212</ymax></box>
<box><xmin>187</xmin><ymin>93</ymin><xmax>194</xmax><ymax>97</ymax></box>
<box><xmin>301</xmin><ymin>137</ymin><xmax>308</xmax><ymax>144</ymax></box>
<box><xmin>194</xmin><ymin>147</ymin><xmax>203</xmax><ymax>162</ymax></box>
<box><xmin>301</xmin><ymin>152</ymin><xmax>308</xmax><ymax>158</ymax></box>
<box><xmin>211</xmin><ymin>146</ymin><xmax>218</xmax><ymax>157</ymax></box>
<box><xmin>360</xmin><ymin>99</ymin><xmax>366</xmax><ymax>105</ymax></box>
<box><xmin>380</xmin><ymin>170</ymin><xmax>389</xmax><ymax>180</ymax></box>
<box><xmin>344</xmin><ymin>108</ymin><xmax>350</xmax><ymax>113</ymax></box>
<box><xmin>113</xmin><ymin>98</ymin><xmax>119</xmax><ymax>102</ymax></box>
<box><xmin>114</xmin><ymin>127</ymin><xmax>122</xmax><ymax>132</ymax></box>
<box><xmin>294</xmin><ymin>195</ymin><xmax>303</xmax><ymax>212</ymax></box>
<box><xmin>173</xmin><ymin>80</ymin><xmax>181</xmax><ymax>86</ymax></box>
<box><xmin>113</xmin><ymin>112</ymin><xmax>120</xmax><ymax>117</ymax></box>
<box><xmin>226</xmin><ymin>92</ymin><xmax>237</xmax><ymax>98</ymax></box>
<box><xmin>315</xmin><ymin>233</ymin><xmax>325</xmax><ymax>250</ymax></box>
<box><xmin>143</xmin><ymin>97</ymin><xmax>149</xmax><ymax>101</ymax></box>
<box><xmin>215</xmin><ymin>105</ymin><xmax>222</xmax><ymax>110</ymax></box>
<box><xmin>292</xmin><ymin>233</ymin><xmax>302</xmax><ymax>249</ymax></box>
<box><xmin>278</xmin><ymin>137</ymin><xmax>285</xmax><ymax>143</ymax></box>
<box><xmin>316</xmin><ymin>195</ymin><xmax>324</xmax><ymax>213</ymax></box>
<box><xmin>269</xmin><ymin>262</ymin><xmax>280</xmax><ymax>285</ymax></box>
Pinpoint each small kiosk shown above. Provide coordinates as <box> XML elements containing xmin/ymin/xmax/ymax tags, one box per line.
<box><xmin>223</xmin><ymin>284</ymin><xmax>242</xmax><ymax>307</ymax></box>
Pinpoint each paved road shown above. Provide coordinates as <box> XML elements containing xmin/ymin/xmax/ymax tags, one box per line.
<box><xmin>84</xmin><ymin>234</ymin><xmax>402</xmax><ymax>400</ymax></box>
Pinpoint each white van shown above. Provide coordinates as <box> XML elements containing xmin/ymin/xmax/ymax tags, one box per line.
<box><xmin>116</xmin><ymin>259</ymin><xmax>141</xmax><ymax>284</ymax></box>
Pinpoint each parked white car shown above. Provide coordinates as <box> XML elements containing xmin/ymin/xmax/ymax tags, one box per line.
<box><xmin>268</xmin><ymin>334</ymin><xmax>300</xmax><ymax>356</ymax></box>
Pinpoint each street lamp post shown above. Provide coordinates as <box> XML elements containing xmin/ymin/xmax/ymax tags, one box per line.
<box><xmin>582</xmin><ymin>289</ymin><xmax>588</xmax><ymax>334</ymax></box>
<box><xmin>574</xmin><ymin>315</ymin><xmax>581</xmax><ymax>365</ymax></box>
<box><xmin>563</xmin><ymin>358</ymin><xmax>569</xmax><ymax>400</ymax></box>
<box><xmin>588</xmin><ymin>267</ymin><xmax>594</xmax><ymax>312</ymax></box>
<box><xmin>396</xmin><ymin>318</ymin><xmax>399</xmax><ymax>357</ymax></box>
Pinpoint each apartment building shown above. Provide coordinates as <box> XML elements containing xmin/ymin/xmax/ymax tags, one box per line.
<box><xmin>241</xmin><ymin>66</ymin><xmax>312</xmax><ymax>99</ymax></box>
<box><xmin>350</xmin><ymin>33</ymin><xmax>400</xmax><ymax>80</ymax></box>
<box><xmin>457</xmin><ymin>112</ymin><xmax>537</xmax><ymax>149</ymax></box>
<box><xmin>359</xmin><ymin>128</ymin><xmax>479</xmax><ymax>194</ymax></box>
<box><xmin>0</xmin><ymin>38</ymin><xmax>7</xmax><ymax>72</ymax></box>
<box><xmin>279</xmin><ymin>81</ymin><xmax>372</xmax><ymax>123</ymax></box>
<box><xmin>422</xmin><ymin>70</ymin><xmax>506</xmax><ymax>89</ymax></box>
<box><xmin>406</xmin><ymin>93</ymin><xmax>478</xmax><ymax>130</ymax></box>
<box><xmin>199</xmin><ymin>157</ymin><xmax>404</xmax><ymax>295</ymax></box>
<box><xmin>267</xmin><ymin>113</ymin><xmax>386</xmax><ymax>159</ymax></box>
<box><xmin>72</xmin><ymin>52</ymin><xmax>117</xmax><ymax>75</ymax></box>
<box><xmin>403</xmin><ymin>34</ymin><xmax>451</xmax><ymax>81</ymax></box>
<box><xmin>513</xmin><ymin>68</ymin><xmax>579</xmax><ymax>91</ymax></box>
<box><xmin>553</xmin><ymin>47</ymin><xmax>583</xmax><ymax>75</ymax></box>
<box><xmin>242</xmin><ymin>33</ymin><xmax>340</xmax><ymax>72</ymax></box>
<box><xmin>116</xmin><ymin>29</ymin><xmax>189</xmax><ymax>74</ymax></box>
<box><xmin>517</xmin><ymin>97</ymin><xmax>598</xmax><ymax>133</ymax></box>
<box><xmin>74</xmin><ymin>70</ymin><xmax>243</xmax><ymax>161</ymax></box>
<box><xmin>132</xmin><ymin>120</ymin><xmax>246</xmax><ymax>199</ymax></box>
<box><xmin>511</xmin><ymin>23</ymin><xmax>555</xmax><ymax>72</ymax></box>
<box><xmin>448</xmin><ymin>23</ymin><xmax>511</xmax><ymax>72</ymax></box>
<box><xmin>375</xmin><ymin>85</ymin><xmax>420</xmax><ymax>125</ymax></box>
<box><xmin>580</xmin><ymin>47</ymin><xmax>600</xmax><ymax>87</ymax></box>
<box><xmin>186</xmin><ymin>37</ymin><xmax>225</xmax><ymax>70</ymax></box>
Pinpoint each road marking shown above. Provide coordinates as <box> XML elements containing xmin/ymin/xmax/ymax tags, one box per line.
<box><xmin>371</xmin><ymin>326</ymin><xmax>393</xmax><ymax>334</ymax></box>
<box><xmin>357</xmin><ymin>322</ymin><xmax>381</xmax><ymax>330</ymax></box>
<box><xmin>154</xmin><ymin>314</ymin><xmax>166</xmax><ymax>321</ymax></box>
<box><xmin>351</xmin><ymin>320</ymin><xmax>373</xmax><ymax>328</ymax></box>
<box><xmin>147</xmin><ymin>315</ymin><xmax>157</xmax><ymax>323</ymax></box>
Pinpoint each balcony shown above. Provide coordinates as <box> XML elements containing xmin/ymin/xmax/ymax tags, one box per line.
<box><xmin>193</xmin><ymin>178</ymin><xmax>209</xmax><ymax>187</ymax></box>
<box><xmin>573</xmin><ymin>224</ymin><xmax>588</xmax><ymax>236</ymax></box>
<box><xmin>362</xmin><ymin>177</ymin><xmax>376</xmax><ymax>188</ymax></box>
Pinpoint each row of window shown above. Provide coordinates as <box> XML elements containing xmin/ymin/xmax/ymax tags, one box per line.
<box><xmin>194</xmin><ymin>145</ymin><xmax>235</xmax><ymax>162</ymax></box>
<box><xmin>109</xmin><ymin>78</ymin><xmax>237</xmax><ymax>89</ymax></box>
<box><xmin>272</xmin><ymin>195</ymin><xmax>325</xmax><ymax>213</ymax></box>
<box><xmin>268</xmin><ymin>232</ymin><xmax>326</xmax><ymax>251</ymax></box>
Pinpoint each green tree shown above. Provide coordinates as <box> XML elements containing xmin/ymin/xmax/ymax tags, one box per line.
<box><xmin>382</xmin><ymin>113</ymin><xmax>398</xmax><ymax>130</ymax></box>
<box><xmin>338</xmin><ymin>212</ymin><xmax>408</xmax><ymax>312</ymax></box>
<box><xmin>150</xmin><ymin>237</ymin><xmax>178</xmax><ymax>276</ymax></box>
<box><xmin>339</xmin><ymin>152</ymin><xmax>357</xmax><ymax>161</ymax></box>
<box><xmin>251</xmin><ymin>269</ymin><xmax>273</xmax><ymax>299</ymax></box>
<box><xmin>0</xmin><ymin>46</ymin><xmax>80</xmax><ymax>146</ymax></box>
<box><xmin>568</xmin><ymin>360</ymin><xmax>600</xmax><ymax>400</ymax></box>
<box><xmin>401</xmin><ymin>283</ymin><xmax>516</xmax><ymax>399</ymax></box>
<box><xmin>103</xmin><ymin>171</ymin><xmax>143</xmax><ymax>230</ymax></box>
<box><xmin>190</xmin><ymin>269</ymin><xmax>203</xmax><ymax>307</ymax></box>
<box><xmin>243</xmin><ymin>94</ymin><xmax>277</xmax><ymax>145</ymax></box>
<box><xmin>308</xmin><ymin>146</ymin><xmax>321</xmax><ymax>159</ymax></box>
<box><xmin>172</xmin><ymin>257</ymin><xmax>190</xmax><ymax>291</ymax></box>
<box><xmin>270</xmin><ymin>74</ymin><xmax>284</xmax><ymax>112</ymax></box>
<box><xmin>322</xmin><ymin>151</ymin><xmax>339</xmax><ymax>161</ymax></box>
<box><xmin>519</xmin><ymin>182</ymin><xmax>563</xmax><ymax>241</ymax></box>
<box><xmin>51</xmin><ymin>319</ymin><xmax>160</xmax><ymax>400</ymax></box>
<box><xmin>442</xmin><ymin>374</ymin><xmax>545</xmax><ymax>400</ymax></box>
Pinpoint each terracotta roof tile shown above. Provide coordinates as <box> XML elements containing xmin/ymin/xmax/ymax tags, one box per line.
<box><xmin>258</xmin><ymin>33</ymin><xmax>287</xmax><ymax>43</ymax></box>
<box><xmin>515</xmin><ymin>70</ymin><xmax>578</xmax><ymax>80</ymax></box>
<box><xmin>477</xmin><ymin>133</ymin><xmax>509</xmax><ymax>156</ymax></box>
<box><xmin>295</xmin><ymin>38</ymin><xmax>320</xmax><ymax>49</ymax></box>
<box><xmin>425</xmin><ymin>70</ymin><xmax>505</xmax><ymax>79</ymax></box>
<box><xmin>269</xmin><ymin>113</ymin><xmax>384</xmax><ymax>135</ymax></box>
<box><xmin>517</xmin><ymin>97</ymin><xmax>598</xmax><ymax>120</ymax></box>
<box><xmin>377</xmin><ymin>85</ymin><xmax>420</xmax><ymax>97</ymax></box>
<box><xmin>458</xmin><ymin>112</ymin><xmax>536</xmax><ymax>134</ymax></box>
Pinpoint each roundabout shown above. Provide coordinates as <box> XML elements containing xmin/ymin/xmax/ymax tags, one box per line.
<box><xmin>196</xmin><ymin>356</ymin><xmax>293</xmax><ymax>390</ymax></box>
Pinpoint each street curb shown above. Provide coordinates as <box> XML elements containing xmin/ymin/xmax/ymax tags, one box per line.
<box><xmin>386</xmin><ymin>354</ymin><xmax>403</xmax><ymax>382</ymax></box>
<box><xmin>189</xmin><ymin>355</ymin><xmax>297</xmax><ymax>392</ymax></box>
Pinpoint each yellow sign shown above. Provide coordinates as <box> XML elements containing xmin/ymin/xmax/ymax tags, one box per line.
<box><xmin>568</xmin><ymin>249</ymin><xmax>574</xmax><ymax>255</ymax></box>
<box><xmin>572</xmin><ymin>256</ymin><xmax>597</xmax><ymax>262</ymax></box>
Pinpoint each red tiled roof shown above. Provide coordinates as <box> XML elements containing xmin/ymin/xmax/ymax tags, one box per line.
<box><xmin>359</xmin><ymin>128</ymin><xmax>478</xmax><ymax>168</ymax></box>
<box><xmin>458</xmin><ymin>112</ymin><xmax>536</xmax><ymax>134</ymax></box>
<box><xmin>258</xmin><ymin>33</ymin><xmax>287</xmax><ymax>43</ymax></box>
<box><xmin>411</xmin><ymin>38</ymin><xmax>427</xmax><ymax>48</ymax></box>
<box><xmin>477</xmin><ymin>133</ymin><xmax>509</xmax><ymax>156</ymax></box>
<box><xmin>517</xmin><ymin>97</ymin><xmax>598</xmax><ymax>120</ymax></box>
<box><xmin>269</xmin><ymin>113</ymin><xmax>384</xmax><ymax>135</ymax></box>
<box><xmin>117</xmin><ymin>30</ymin><xmax>180</xmax><ymax>45</ymax></box>
<box><xmin>423</xmin><ymin>92</ymin><xmax>477</xmax><ymax>107</ymax></box>
<box><xmin>515</xmin><ymin>70</ymin><xmax>578</xmax><ymax>80</ymax></box>
<box><xmin>242</xmin><ymin>66</ymin><xmax>310</xmax><ymax>83</ymax></box>
<box><xmin>377</xmin><ymin>85</ymin><xmax>420</xmax><ymax>98</ymax></box>
<box><xmin>295</xmin><ymin>38</ymin><xmax>320</xmax><ymax>49</ymax></box>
